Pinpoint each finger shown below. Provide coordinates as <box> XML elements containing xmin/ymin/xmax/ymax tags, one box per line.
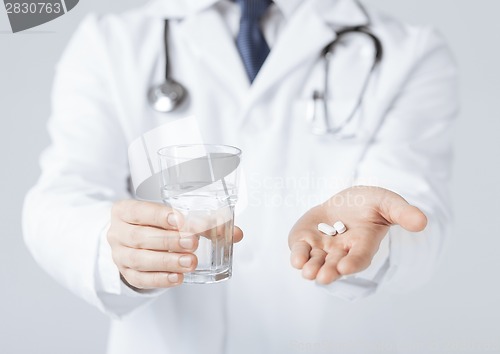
<box><xmin>290</xmin><ymin>241</ymin><xmax>312</xmax><ymax>269</ymax></box>
<box><xmin>233</xmin><ymin>226</ymin><xmax>244</xmax><ymax>243</ymax></box>
<box><xmin>121</xmin><ymin>225</ymin><xmax>199</xmax><ymax>252</ymax></box>
<box><xmin>205</xmin><ymin>222</ymin><xmax>242</xmax><ymax>242</ymax></box>
<box><xmin>113</xmin><ymin>200</ymin><xmax>183</xmax><ymax>230</ymax></box>
<box><xmin>315</xmin><ymin>248</ymin><xmax>347</xmax><ymax>285</ymax></box>
<box><xmin>121</xmin><ymin>268</ymin><xmax>183</xmax><ymax>289</ymax></box>
<box><xmin>182</xmin><ymin>205</ymin><xmax>234</xmax><ymax>235</ymax></box>
<box><xmin>398</xmin><ymin>205</ymin><xmax>427</xmax><ymax>232</ymax></box>
<box><xmin>301</xmin><ymin>248</ymin><xmax>327</xmax><ymax>280</ymax></box>
<box><xmin>119</xmin><ymin>248</ymin><xmax>198</xmax><ymax>273</ymax></box>
<box><xmin>380</xmin><ymin>192</ymin><xmax>427</xmax><ymax>232</ymax></box>
<box><xmin>336</xmin><ymin>232</ymin><xmax>381</xmax><ymax>275</ymax></box>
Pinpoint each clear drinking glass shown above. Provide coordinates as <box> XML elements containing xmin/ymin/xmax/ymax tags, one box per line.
<box><xmin>158</xmin><ymin>144</ymin><xmax>241</xmax><ymax>284</ymax></box>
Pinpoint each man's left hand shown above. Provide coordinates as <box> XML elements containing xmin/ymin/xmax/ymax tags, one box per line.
<box><xmin>288</xmin><ymin>186</ymin><xmax>427</xmax><ymax>284</ymax></box>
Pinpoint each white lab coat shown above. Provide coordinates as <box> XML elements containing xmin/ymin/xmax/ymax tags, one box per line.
<box><xmin>23</xmin><ymin>0</ymin><xmax>458</xmax><ymax>353</ymax></box>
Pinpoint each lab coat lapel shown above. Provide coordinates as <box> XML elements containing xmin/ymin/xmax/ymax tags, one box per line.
<box><xmin>178</xmin><ymin>6</ymin><xmax>249</xmax><ymax>102</ymax></box>
<box><xmin>245</xmin><ymin>1</ymin><xmax>334</xmax><ymax>104</ymax></box>
<box><xmin>244</xmin><ymin>0</ymin><xmax>369</xmax><ymax>109</ymax></box>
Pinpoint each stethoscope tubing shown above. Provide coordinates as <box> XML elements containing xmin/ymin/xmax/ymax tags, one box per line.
<box><xmin>318</xmin><ymin>25</ymin><xmax>383</xmax><ymax>137</ymax></box>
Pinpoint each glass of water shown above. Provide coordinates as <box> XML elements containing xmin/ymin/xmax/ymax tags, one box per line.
<box><xmin>158</xmin><ymin>144</ymin><xmax>242</xmax><ymax>284</ymax></box>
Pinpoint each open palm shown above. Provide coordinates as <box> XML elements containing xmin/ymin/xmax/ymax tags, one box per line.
<box><xmin>288</xmin><ymin>186</ymin><xmax>427</xmax><ymax>284</ymax></box>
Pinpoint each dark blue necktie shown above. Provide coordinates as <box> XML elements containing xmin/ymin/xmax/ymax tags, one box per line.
<box><xmin>236</xmin><ymin>0</ymin><xmax>272</xmax><ymax>83</ymax></box>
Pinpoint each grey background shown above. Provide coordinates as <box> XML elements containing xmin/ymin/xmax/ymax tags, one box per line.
<box><xmin>7</xmin><ymin>1</ymin><xmax>67</xmax><ymax>33</ymax></box>
<box><xmin>0</xmin><ymin>0</ymin><xmax>499</xmax><ymax>353</ymax></box>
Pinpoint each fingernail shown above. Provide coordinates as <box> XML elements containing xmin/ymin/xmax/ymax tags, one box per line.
<box><xmin>168</xmin><ymin>273</ymin><xmax>179</xmax><ymax>283</ymax></box>
<box><xmin>179</xmin><ymin>256</ymin><xmax>192</xmax><ymax>267</ymax></box>
<box><xmin>167</xmin><ymin>213</ymin><xmax>179</xmax><ymax>226</ymax></box>
<box><xmin>179</xmin><ymin>237</ymin><xmax>194</xmax><ymax>249</ymax></box>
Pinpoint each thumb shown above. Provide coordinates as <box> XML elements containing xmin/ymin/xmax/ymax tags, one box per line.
<box><xmin>379</xmin><ymin>191</ymin><xmax>427</xmax><ymax>232</ymax></box>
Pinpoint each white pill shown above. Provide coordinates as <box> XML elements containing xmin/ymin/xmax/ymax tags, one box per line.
<box><xmin>333</xmin><ymin>221</ymin><xmax>347</xmax><ymax>234</ymax></box>
<box><xmin>318</xmin><ymin>223</ymin><xmax>337</xmax><ymax>236</ymax></box>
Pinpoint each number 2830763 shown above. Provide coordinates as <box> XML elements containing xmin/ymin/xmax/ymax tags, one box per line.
<box><xmin>5</xmin><ymin>2</ymin><xmax>62</xmax><ymax>14</ymax></box>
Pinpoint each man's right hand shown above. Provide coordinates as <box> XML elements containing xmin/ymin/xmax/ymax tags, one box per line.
<box><xmin>107</xmin><ymin>200</ymin><xmax>243</xmax><ymax>290</ymax></box>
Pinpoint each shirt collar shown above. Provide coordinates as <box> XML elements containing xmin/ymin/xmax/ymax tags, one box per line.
<box><xmin>143</xmin><ymin>0</ymin><xmax>365</xmax><ymax>26</ymax></box>
<box><xmin>143</xmin><ymin>0</ymin><xmax>309</xmax><ymax>18</ymax></box>
<box><xmin>272</xmin><ymin>0</ymin><xmax>304</xmax><ymax>19</ymax></box>
<box><xmin>226</xmin><ymin>0</ymin><xmax>306</xmax><ymax>19</ymax></box>
<box><xmin>142</xmin><ymin>0</ymin><xmax>220</xmax><ymax>18</ymax></box>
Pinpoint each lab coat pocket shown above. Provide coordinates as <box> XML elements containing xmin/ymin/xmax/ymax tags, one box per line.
<box><xmin>293</xmin><ymin>97</ymin><xmax>372</xmax><ymax>144</ymax></box>
<box><xmin>288</xmin><ymin>100</ymin><xmax>366</xmax><ymax>201</ymax></box>
<box><xmin>296</xmin><ymin>40</ymin><xmax>383</xmax><ymax>143</ymax></box>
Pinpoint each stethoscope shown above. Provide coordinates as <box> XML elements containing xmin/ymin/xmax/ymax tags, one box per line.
<box><xmin>308</xmin><ymin>25</ymin><xmax>383</xmax><ymax>137</ymax></box>
<box><xmin>148</xmin><ymin>15</ymin><xmax>383</xmax><ymax>138</ymax></box>
<box><xmin>148</xmin><ymin>20</ymin><xmax>186</xmax><ymax>113</ymax></box>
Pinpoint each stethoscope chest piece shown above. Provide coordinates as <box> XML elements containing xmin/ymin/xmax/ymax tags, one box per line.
<box><xmin>148</xmin><ymin>78</ymin><xmax>186</xmax><ymax>113</ymax></box>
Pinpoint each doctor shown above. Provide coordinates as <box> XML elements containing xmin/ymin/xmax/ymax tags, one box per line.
<box><xmin>23</xmin><ymin>0</ymin><xmax>457</xmax><ymax>353</ymax></box>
